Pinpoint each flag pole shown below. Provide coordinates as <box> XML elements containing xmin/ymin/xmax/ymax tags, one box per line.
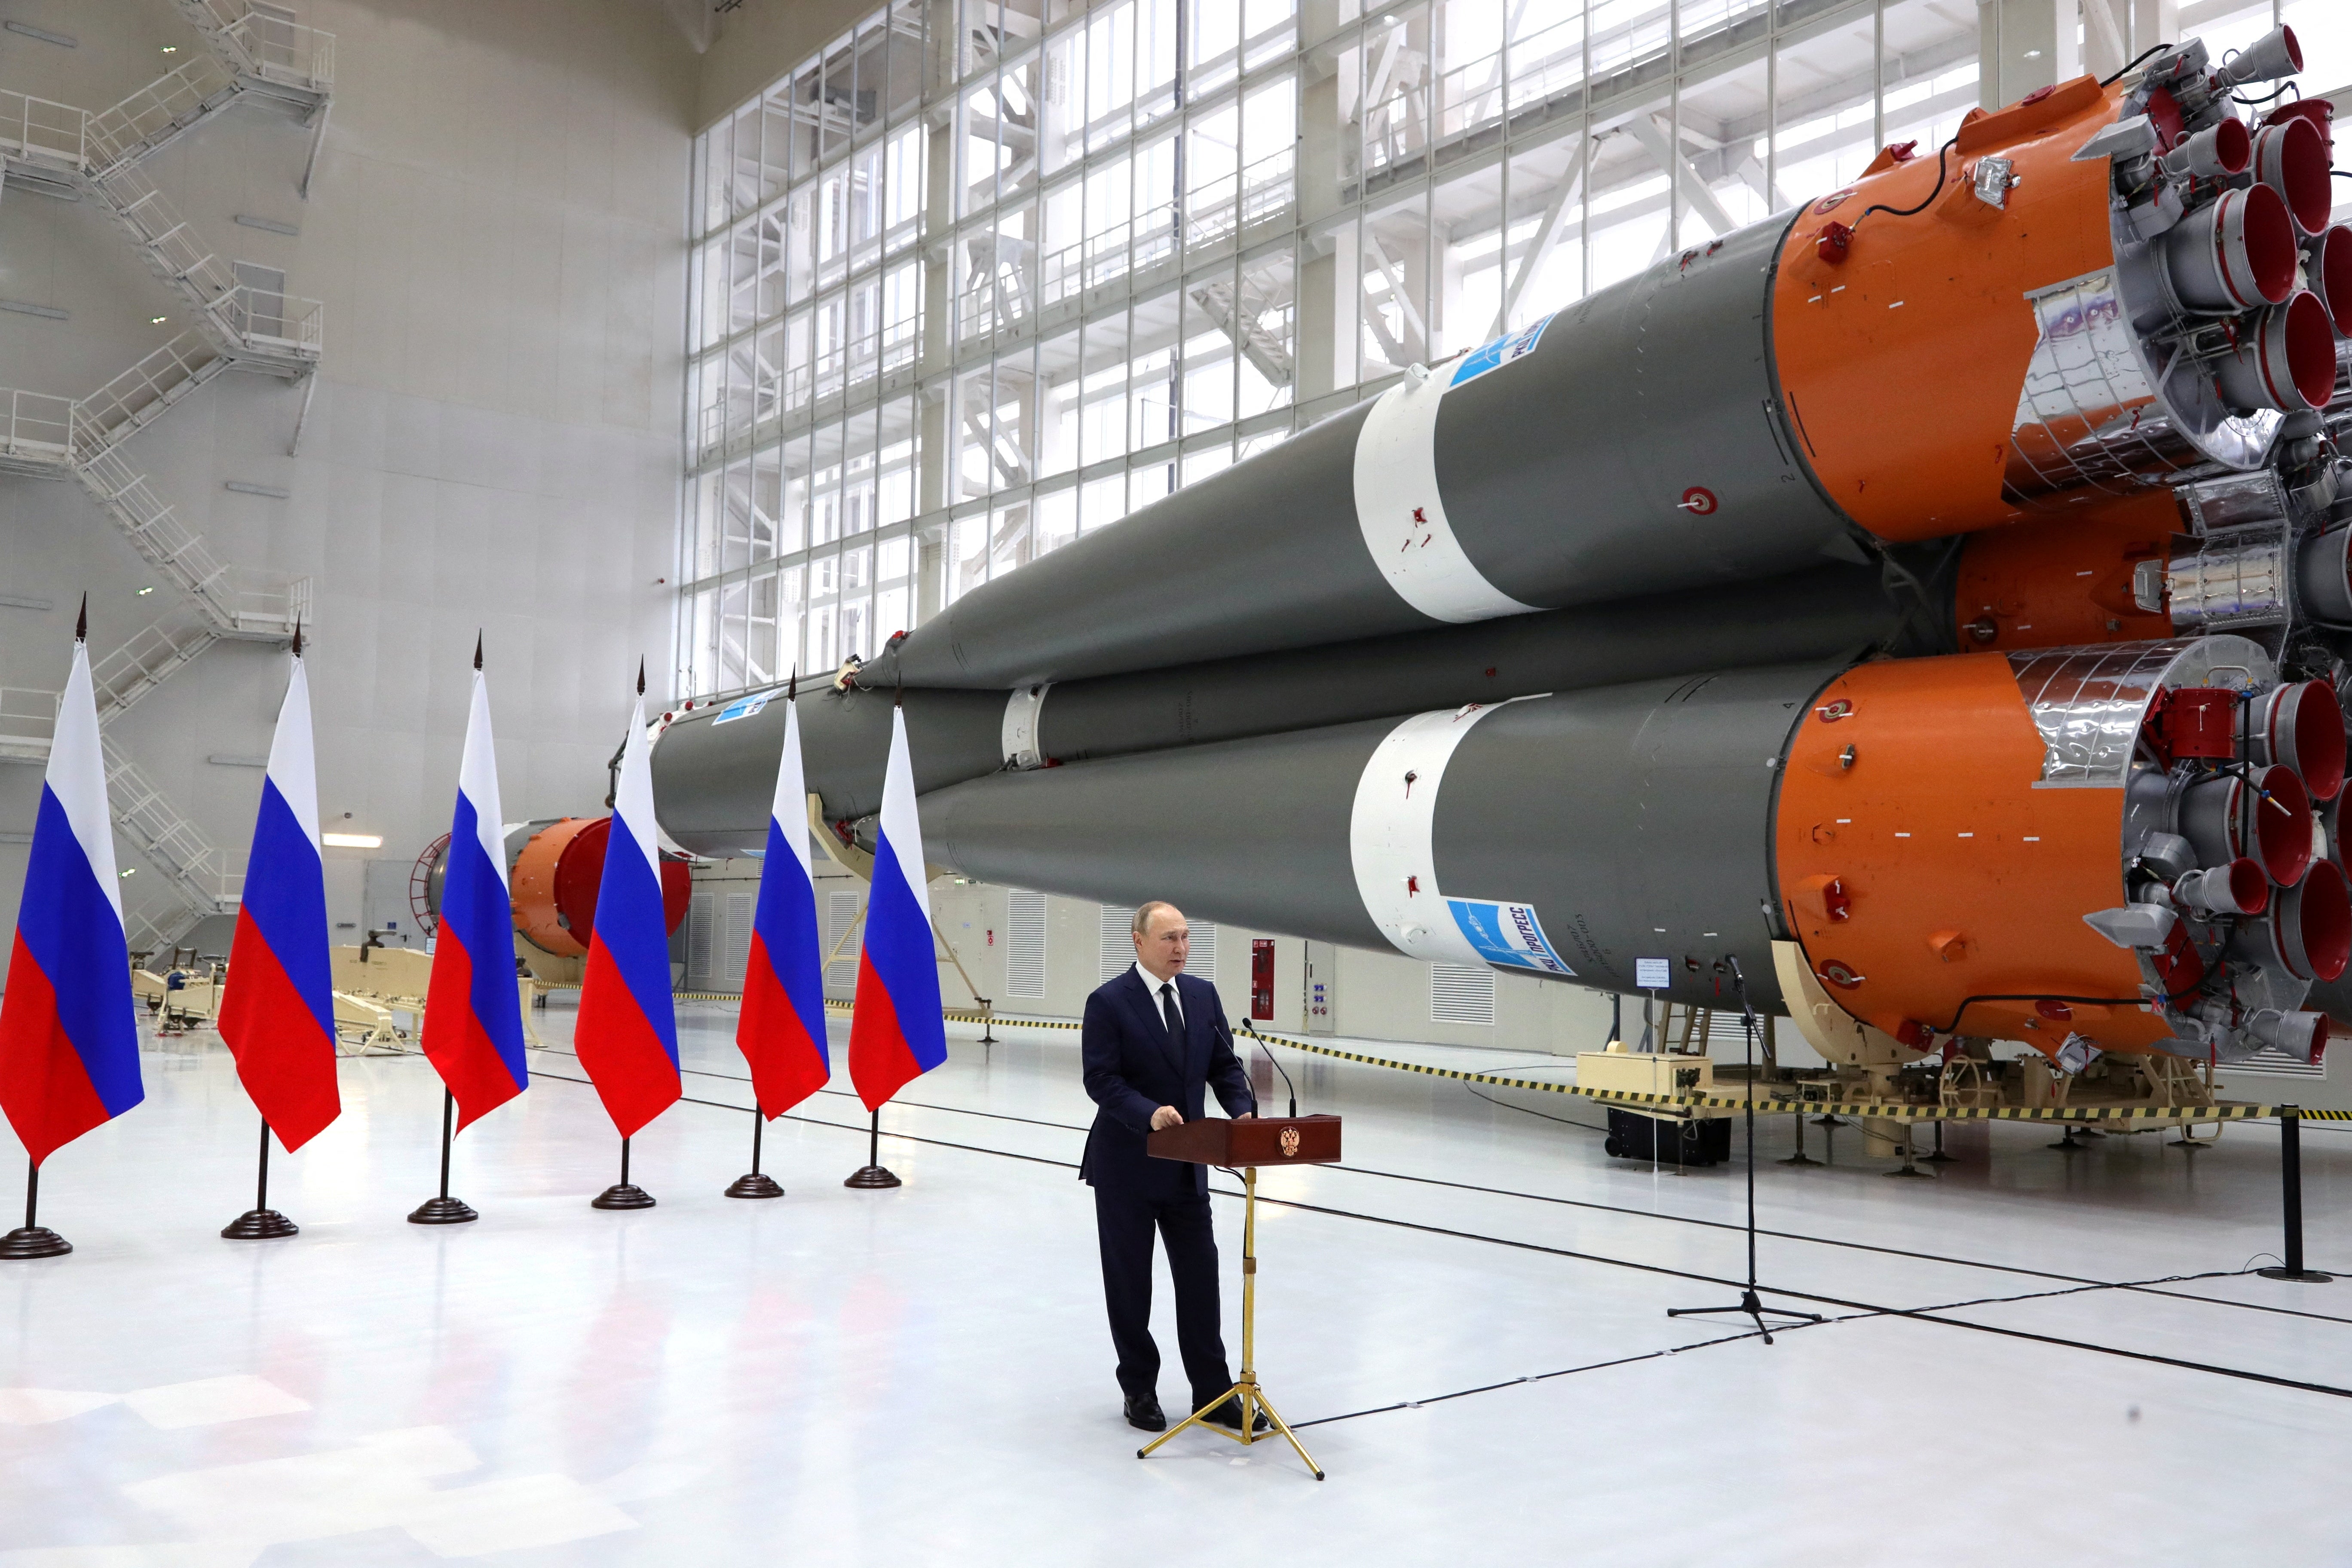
<box><xmin>593</xmin><ymin>1135</ymin><xmax>656</xmax><ymax>1209</ymax></box>
<box><xmin>0</xmin><ymin>1159</ymin><xmax>70</xmax><ymax>1259</ymax></box>
<box><xmin>408</xmin><ymin>1089</ymin><xmax>479</xmax><ymax>1224</ymax></box>
<box><xmin>726</xmin><ymin>1105</ymin><xmax>785</xmax><ymax>1199</ymax></box>
<box><xmin>845</xmin><ymin>1108</ymin><xmax>901</xmax><ymax>1188</ymax></box>
<box><xmin>222</xmin><ymin>1115</ymin><xmax>298</xmax><ymax>1239</ymax></box>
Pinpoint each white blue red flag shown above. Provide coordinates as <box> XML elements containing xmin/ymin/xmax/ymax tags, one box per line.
<box><xmin>736</xmin><ymin>686</ymin><xmax>829</xmax><ymax>1116</ymax></box>
<box><xmin>0</xmin><ymin>621</ymin><xmax>142</xmax><ymax>1165</ymax></box>
<box><xmin>217</xmin><ymin>639</ymin><xmax>340</xmax><ymax>1150</ymax></box>
<box><xmin>848</xmin><ymin>707</ymin><xmax>947</xmax><ymax>1111</ymax></box>
<box><xmin>574</xmin><ymin>681</ymin><xmax>681</xmax><ymax>1137</ymax></box>
<box><xmin>421</xmin><ymin>648</ymin><xmax>529</xmax><ymax>1130</ymax></box>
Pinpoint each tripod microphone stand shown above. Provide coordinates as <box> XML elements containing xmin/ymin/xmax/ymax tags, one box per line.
<box><xmin>1665</xmin><ymin>955</ymin><xmax>1823</xmax><ymax>1345</ymax></box>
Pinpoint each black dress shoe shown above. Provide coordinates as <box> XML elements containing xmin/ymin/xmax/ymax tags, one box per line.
<box><xmin>1201</xmin><ymin>1397</ymin><xmax>1270</xmax><ymax>1433</ymax></box>
<box><xmin>1124</xmin><ymin>1393</ymin><xmax>1166</xmax><ymax>1432</ymax></box>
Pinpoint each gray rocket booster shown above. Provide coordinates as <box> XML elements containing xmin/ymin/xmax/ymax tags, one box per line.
<box><xmin>653</xmin><ymin>560</ymin><xmax>1941</xmax><ymax>859</ymax></box>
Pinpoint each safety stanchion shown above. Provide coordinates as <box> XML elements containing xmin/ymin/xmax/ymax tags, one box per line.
<box><xmin>2257</xmin><ymin>1108</ymin><xmax>2331</xmax><ymax>1284</ymax></box>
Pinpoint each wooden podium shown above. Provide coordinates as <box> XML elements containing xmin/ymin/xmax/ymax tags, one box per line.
<box><xmin>1135</xmin><ymin>1114</ymin><xmax>1341</xmax><ymax>1479</ymax></box>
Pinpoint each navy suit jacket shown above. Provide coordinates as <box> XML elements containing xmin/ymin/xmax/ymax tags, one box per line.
<box><xmin>1080</xmin><ymin>968</ymin><xmax>1255</xmax><ymax>1196</ymax></box>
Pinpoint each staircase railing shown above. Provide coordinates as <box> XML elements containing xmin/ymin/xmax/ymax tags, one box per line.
<box><xmin>92</xmin><ymin>162</ymin><xmax>241</xmax><ymax>300</ymax></box>
<box><xmin>0</xmin><ymin>687</ymin><xmax>58</xmax><ymax>761</ymax></box>
<box><xmin>83</xmin><ymin>54</ymin><xmax>238</xmax><ymax>175</ymax></box>
<box><xmin>0</xmin><ymin>86</ymin><xmax>87</xmax><ymax>169</ymax></box>
<box><xmin>103</xmin><ymin>736</ymin><xmax>242</xmax><ymax>913</ymax></box>
<box><xmin>209</xmin><ymin>283</ymin><xmax>325</xmax><ymax>359</ymax></box>
<box><xmin>71</xmin><ymin>334</ymin><xmax>228</xmax><ymax>464</ymax></box>
<box><xmin>89</xmin><ymin>607</ymin><xmax>223</xmax><ymax>714</ymax></box>
<box><xmin>223</xmin><ymin>12</ymin><xmax>335</xmax><ymax>92</ymax></box>
<box><xmin>77</xmin><ymin>447</ymin><xmax>242</xmax><ymax>626</ymax></box>
<box><xmin>0</xmin><ymin>389</ymin><xmax>75</xmax><ymax>468</ymax></box>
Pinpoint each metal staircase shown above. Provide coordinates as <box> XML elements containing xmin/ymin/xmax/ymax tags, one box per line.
<box><xmin>91</xmin><ymin>161</ymin><xmax>322</xmax><ymax>372</ymax></box>
<box><xmin>2</xmin><ymin>335</ymin><xmax>306</xmax><ymax>643</ymax></box>
<box><xmin>0</xmin><ymin>6</ymin><xmax>331</xmax><ymax>372</ymax></box>
<box><xmin>101</xmin><ymin>735</ymin><xmax>242</xmax><ymax>921</ymax></box>
<box><xmin>0</xmin><ymin>2</ymin><xmax>334</xmax><ymax>945</ymax></box>
<box><xmin>169</xmin><ymin>0</ymin><xmax>334</xmax><ymax>110</ymax></box>
<box><xmin>1189</xmin><ymin>276</ymin><xmax>1296</xmax><ymax>388</ymax></box>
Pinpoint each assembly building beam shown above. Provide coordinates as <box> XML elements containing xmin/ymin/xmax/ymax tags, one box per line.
<box><xmin>1493</xmin><ymin>156</ymin><xmax>1584</xmax><ymax>339</ymax></box>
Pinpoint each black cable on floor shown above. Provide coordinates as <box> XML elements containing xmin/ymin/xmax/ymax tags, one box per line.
<box><xmin>510</xmin><ymin>1044</ymin><xmax>2352</xmax><ymax>1330</ymax></box>
<box><xmin>1460</xmin><ymin>1084</ymin><xmax>1608</xmax><ymax>1134</ymax></box>
<box><xmin>498</xmin><ymin>1054</ymin><xmax>2352</xmax><ymax>1404</ymax></box>
<box><xmin>1287</xmin><ymin>1327</ymin><xmax>1787</xmax><ymax>1429</ymax></box>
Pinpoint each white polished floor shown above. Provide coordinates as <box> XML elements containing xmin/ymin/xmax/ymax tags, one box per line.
<box><xmin>4</xmin><ymin>998</ymin><xmax>2351</xmax><ymax>1565</ymax></box>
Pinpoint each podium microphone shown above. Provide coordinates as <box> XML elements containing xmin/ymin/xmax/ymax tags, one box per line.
<box><xmin>1239</xmin><ymin>1020</ymin><xmax>1298</xmax><ymax>1118</ymax></box>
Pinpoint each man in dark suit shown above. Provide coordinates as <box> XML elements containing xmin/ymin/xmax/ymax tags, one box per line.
<box><xmin>1081</xmin><ymin>900</ymin><xmax>1266</xmax><ymax>1435</ymax></box>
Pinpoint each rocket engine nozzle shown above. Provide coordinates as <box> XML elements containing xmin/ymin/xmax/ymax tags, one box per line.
<box><xmin>2163</xmin><ymin>184</ymin><xmax>2300</xmax><ymax>312</ymax></box>
<box><xmin>2252</xmin><ymin>115</ymin><xmax>2334</xmax><ymax>237</ymax></box>
<box><xmin>2244</xmin><ymin>1007</ymin><xmax>2329</xmax><ymax>1065</ymax></box>
<box><xmin>2158</xmin><ymin>116</ymin><xmax>2249</xmax><ymax>181</ymax></box>
<box><xmin>2216</xmin><ymin>24</ymin><xmax>2303</xmax><ymax>92</ymax></box>
<box><xmin>2174</xmin><ymin>858</ymin><xmax>2270</xmax><ymax>917</ymax></box>
<box><xmin>2211</xmin><ymin>291</ymin><xmax>2337</xmax><ymax>414</ymax></box>
<box><xmin>2303</xmin><ymin>226</ymin><xmax>2352</xmax><ymax>337</ymax></box>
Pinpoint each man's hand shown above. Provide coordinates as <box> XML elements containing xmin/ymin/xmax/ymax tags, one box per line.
<box><xmin>1150</xmin><ymin>1106</ymin><xmax>1183</xmax><ymax>1131</ymax></box>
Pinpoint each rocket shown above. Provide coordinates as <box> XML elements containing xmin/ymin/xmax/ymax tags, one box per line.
<box><xmin>654</xmin><ymin>27</ymin><xmax>2352</xmax><ymax>1072</ymax></box>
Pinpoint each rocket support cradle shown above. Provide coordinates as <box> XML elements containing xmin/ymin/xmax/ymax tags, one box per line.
<box><xmin>652</xmin><ymin>28</ymin><xmax>2352</xmax><ymax>1071</ymax></box>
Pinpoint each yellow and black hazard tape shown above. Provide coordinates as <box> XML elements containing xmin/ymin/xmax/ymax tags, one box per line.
<box><xmin>683</xmin><ymin>993</ymin><xmax>2352</xmax><ymax>1122</ymax></box>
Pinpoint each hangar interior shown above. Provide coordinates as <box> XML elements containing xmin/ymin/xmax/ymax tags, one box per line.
<box><xmin>3</xmin><ymin>0</ymin><xmax>2352</xmax><ymax>1558</ymax></box>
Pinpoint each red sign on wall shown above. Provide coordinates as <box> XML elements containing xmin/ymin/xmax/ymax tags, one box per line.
<box><xmin>1251</xmin><ymin>939</ymin><xmax>1276</xmax><ymax>1020</ymax></box>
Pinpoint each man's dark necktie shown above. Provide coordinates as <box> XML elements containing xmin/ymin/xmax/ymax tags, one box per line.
<box><xmin>1160</xmin><ymin>983</ymin><xmax>1184</xmax><ymax>1051</ymax></box>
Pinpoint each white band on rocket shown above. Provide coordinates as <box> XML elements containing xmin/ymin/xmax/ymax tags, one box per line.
<box><xmin>1351</xmin><ymin>368</ymin><xmax>1540</xmax><ymax>625</ymax></box>
<box><xmin>1348</xmin><ymin>704</ymin><xmax>1507</xmax><ymax>965</ymax></box>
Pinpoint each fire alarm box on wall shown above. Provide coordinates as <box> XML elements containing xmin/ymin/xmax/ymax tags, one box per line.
<box><xmin>1251</xmin><ymin>939</ymin><xmax>1275</xmax><ymax>1020</ymax></box>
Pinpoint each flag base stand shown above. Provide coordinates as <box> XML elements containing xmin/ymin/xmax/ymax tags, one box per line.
<box><xmin>843</xmin><ymin>1109</ymin><xmax>901</xmax><ymax>1188</ymax></box>
<box><xmin>591</xmin><ymin>1184</ymin><xmax>656</xmax><ymax>1210</ymax></box>
<box><xmin>724</xmin><ymin>1173</ymin><xmax>784</xmax><ymax>1199</ymax></box>
<box><xmin>221</xmin><ymin>1209</ymin><xmax>299</xmax><ymax>1240</ymax></box>
<box><xmin>222</xmin><ymin>1117</ymin><xmax>298</xmax><ymax>1240</ymax></box>
<box><xmin>592</xmin><ymin>1136</ymin><xmax>655</xmax><ymax>1210</ymax></box>
<box><xmin>0</xmin><ymin>1226</ymin><xmax>69</xmax><ymax>1260</ymax></box>
<box><xmin>3</xmin><ymin>1162</ymin><xmax>69</xmax><ymax>1259</ymax></box>
<box><xmin>407</xmin><ymin>1090</ymin><xmax>478</xmax><ymax>1225</ymax></box>
<box><xmin>724</xmin><ymin>1114</ymin><xmax>784</xmax><ymax>1199</ymax></box>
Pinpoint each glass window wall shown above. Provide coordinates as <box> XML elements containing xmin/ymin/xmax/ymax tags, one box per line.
<box><xmin>681</xmin><ymin>0</ymin><xmax>1987</xmax><ymax>701</ymax></box>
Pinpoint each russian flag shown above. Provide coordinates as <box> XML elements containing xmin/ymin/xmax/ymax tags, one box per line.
<box><xmin>0</xmin><ymin>627</ymin><xmax>142</xmax><ymax>1166</ymax></box>
<box><xmin>847</xmin><ymin>707</ymin><xmax>947</xmax><ymax>1112</ymax></box>
<box><xmin>736</xmin><ymin>688</ymin><xmax>829</xmax><ymax>1116</ymax></box>
<box><xmin>421</xmin><ymin>656</ymin><xmax>529</xmax><ymax>1131</ymax></box>
<box><xmin>217</xmin><ymin>643</ymin><xmax>340</xmax><ymax>1151</ymax></box>
<box><xmin>574</xmin><ymin>685</ymin><xmax>681</xmax><ymax>1138</ymax></box>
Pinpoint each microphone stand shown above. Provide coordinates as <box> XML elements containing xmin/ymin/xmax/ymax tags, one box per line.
<box><xmin>1666</xmin><ymin>955</ymin><xmax>1823</xmax><ymax>1344</ymax></box>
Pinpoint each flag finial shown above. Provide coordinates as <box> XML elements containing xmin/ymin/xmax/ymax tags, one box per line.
<box><xmin>788</xmin><ymin>665</ymin><xmax>797</xmax><ymax>702</ymax></box>
<box><xmin>472</xmin><ymin>631</ymin><xmax>483</xmax><ymax>671</ymax></box>
<box><xmin>75</xmin><ymin>594</ymin><xmax>87</xmax><ymax>643</ymax></box>
<box><xmin>636</xmin><ymin>657</ymin><xmax>646</xmax><ymax>697</ymax></box>
<box><xmin>290</xmin><ymin>617</ymin><xmax>303</xmax><ymax>658</ymax></box>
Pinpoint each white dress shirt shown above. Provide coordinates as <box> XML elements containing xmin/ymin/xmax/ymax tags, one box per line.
<box><xmin>1133</xmin><ymin>960</ymin><xmax>1183</xmax><ymax>1026</ymax></box>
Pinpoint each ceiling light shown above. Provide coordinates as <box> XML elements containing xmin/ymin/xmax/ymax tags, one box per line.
<box><xmin>120</xmin><ymin>868</ymin><xmax>135</xmax><ymax>877</ymax></box>
<box><xmin>149</xmin><ymin>315</ymin><xmax>167</xmax><ymax>325</ymax></box>
<box><xmin>322</xmin><ymin>832</ymin><xmax>384</xmax><ymax>849</ymax></box>
<box><xmin>2024</xmin><ymin>48</ymin><xmax>2042</xmax><ymax>57</ymax></box>
<box><xmin>136</xmin><ymin>586</ymin><xmax>154</xmax><ymax>595</ymax></box>
<box><xmin>160</xmin><ymin>45</ymin><xmax>177</xmax><ymax>52</ymax></box>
